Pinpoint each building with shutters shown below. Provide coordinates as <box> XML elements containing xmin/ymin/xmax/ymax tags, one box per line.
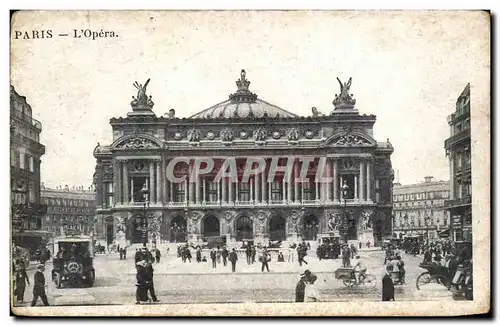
<box><xmin>393</xmin><ymin>176</ymin><xmax>450</xmax><ymax>240</ymax></box>
<box><xmin>92</xmin><ymin>70</ymin><xmax>394</xmax><ymax>247</ymax></box>
<box><xmin>444</xmin><ymin>83</ymin><xmax>472</xmax><ymax>243</ymax></box>
<box><xmin>10</xmin><ymin>85</ymin><xmax>48</xmax><ymax>253</ymax></box>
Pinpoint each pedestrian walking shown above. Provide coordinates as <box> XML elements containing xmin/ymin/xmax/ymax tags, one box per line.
<box><xmin>185</xmin><ymin>247</ymin><xmax>192</xmax><ymax>263</ymax></box>
<box><xmin>251</xmin><ymin>245</ymin><xmax>256</xmax><ymax>264</ymax></box>
<box><xmin>145</xmin><ymin>261</ymin><xmax>160</xmax><ymax>303</ymax></box>
<box><xmin>216</xmin><ymin>246</ymin><xmax>222</xmax><ymax>264</ymax></box>
<box><xmin>135</xmin><ymin>260</ymin><xmax>150</xmax><ymax>304</ymax></box>
<box><xmin>31</xmin><ymin>264</ymin><xmax>49</xmax><ymax>306</ymax></box>
<box><xmin>229</xmin><ymin>248</ymin><xmax>238</xmax><ymax>272</ymax></box>
<box><xmin>210</xmin><ymin>248</ymin><xmax>217</xmax><ymax>268</ymax></box>
<box><xmin>155</xmin><ymin>248</ymin><xmax>161</xmax><ymax>264</ymax></box>
<box><xmin>123</xmin><ymin>247</ymin><xmax>127</xmax><ymax>260</ymax></box>
<box><xmin>367</xmin><ymin>241</ymin><xmax>371</xmax><ymax>248</ymax></box>
<box><xmin>382</xmin><ymin>264</ymin><xmax>395</xmax><ymax>301</ymax></box>
<box><xmin>196</xmin><ymin>247</ymin><xmax>202</xmax><ymax>263</ymax></box>
<box><xmin>134</xmin><ymin>249</ymin><xmax>141</xmax><ymax>265</ymax></box>
<box><xmin>260</xmin><ymin>248</ymin><xmax>270</xmax><ymax>272</ymax></box>
<box><xmin>342</xmin><ymin>246</ymin><xmax>351</xmax><ymax>268</ymax></box>
<box><xmin>245</xmin><ymin>245</ymin><xmax>252</xmax><ymax>265</ymax></box>
<box><xmin>222</xmin><ymin>247</ymin><xmax>229</xmax><ymax>266</ymax></box>
<box><xmin>14</xmin><ymin>262</ymin><xmax>30</xmax><ymax>303</ymax></box>
<box><xmin>305</xmin><ymin>274</ymin><xmax>320</xmax><ymax>302</ymax></box>
<box><xmin>396</xmin><ymin>255</ymin><xmax>405</xmax><ymax>284</ymax></box>
<box><xmin>295</xmin><ymin>270</ymin><xmax>311</xmax><ymax>302</ymax></box>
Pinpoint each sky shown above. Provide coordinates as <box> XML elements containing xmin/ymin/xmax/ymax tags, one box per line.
<box><xmin>10</xmin><ymin>10</ymin><xmax>490</xmax><ymax>188</ymax></box>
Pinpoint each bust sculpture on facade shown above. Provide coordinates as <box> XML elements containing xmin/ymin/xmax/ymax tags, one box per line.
<box><xmin>311</xmin><ymin>107</ymin><xmax>324</xmax><ymax>117</ymax></box>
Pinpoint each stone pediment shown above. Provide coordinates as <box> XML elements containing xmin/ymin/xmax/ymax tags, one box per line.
<box><xmin>325</xmin><ymin>132</ymin><xmax>376</xmax><ymax>147</ymax></box>
<box><xmin>111</xmin><ymin>134</ymin><xmax>163</xmax><ymax>150</ymax></box>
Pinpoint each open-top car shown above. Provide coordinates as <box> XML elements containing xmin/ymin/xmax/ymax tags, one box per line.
<box><xmin>51</xmin><ymin>234</ymin><xmax>95</xmax><ymax>288</ymax></box>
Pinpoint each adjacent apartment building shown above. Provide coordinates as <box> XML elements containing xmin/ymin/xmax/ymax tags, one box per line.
<box><xmin>444</xmin><ymin>83</ymin><xmax>472</xmax><ymax>243</ymax></box>
<box><xmin>393</xmin><ymin>176</ymin><xmax>450</xmax><ymax>240</ymax></box>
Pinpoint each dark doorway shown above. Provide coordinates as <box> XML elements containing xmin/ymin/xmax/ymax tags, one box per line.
<box><xmin>106</xmin><ymin>223</ymin><xmax>114</xmax><ymax>245</ymax></box>
<box><xmin>347</xmin><ymin>212</ymin><xmax>358</xmax><ymax>240</ymax></box>
<box><xmin>236</xmin><ymin>216</ymin><xmax>253</xmax><ymax>241</ymax></box>
<box><xmin>202</xmin><ymin>215</ymin><xmax>220</xmax><ymax>238</ymax></box>
<box><xmin>132</xmin><ymin>177</ymin><xmax>147</xmax><ymax>202</ymax></box>
<box><xmin>269</xmin><ymin>216</ymin><xmax>286</xmax><ymax>241</ymax></box>
<box><xmin>132</xmin><ymin>215</ymin><xmax>146</xmax><ymax>243</ymax></box>
<box><xmin>170</xmin><ymin>216</ymin><xmax>187</xmax><ymax>243</ymax></box>
<box><xmin>302</xmin><ymin>214</ymin><xmax>319</xmax><ymax>240</ymax></box>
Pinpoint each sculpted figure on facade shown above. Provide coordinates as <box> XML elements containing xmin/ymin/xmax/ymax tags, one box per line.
<box><xmin>333</xmin><ymin>133</ymin><xmax>370</xmax><ymax>147</ymax></box>
<box><xmin>116</xmin><ymin>216</ymin><xmax>127</xmax><ymax>234</ymax></box>
<box><xmin>131</xmin><ymin>79</ymin><xmax>154</xmax><ymax>108</ymax></box>
<box><xmin>220</xmin><ymin>128</ymin><xmax>234</xmax><ymax>142</ymax></box>
<box><xmin>116</xmin><ymin>137</ymin><xmax>160</xmax><ymax>150</ymax></box>
<box><xmin>327</xmin><ymin>211</ymin><xmax>342</xmax><ymax>232</ymax></box>
<box><xmin>287</xmin><ymin>128</ymin><xmax>299</xmax><ymax>142</ymax></box>
<box><xmin>332</xmin><ymin>77</ymin><xmax>356</xmax><ymax>107</ymax></box>
<box><xmin>288</xmin><ymin>210</ymin><xmax>304</xmax><ymax>234</ymax></box>
<box><xmin>187</xmin><ymin>129</ymin><xmax>201</xmax><ymax>143</ymax></box>
<box><xmin>360</xmin><ymin>209</ymin><xmax>374</xmax><ymax>231</ymax></box>
<box><xmin>311</xmin><ymin>107</ymin><xmax>324</xmax><ymax>117</ymax></box>
<box><xmin>253</xmin><ymin>128</ymin><xmax>267</xmax><ymax>142</ymax></box>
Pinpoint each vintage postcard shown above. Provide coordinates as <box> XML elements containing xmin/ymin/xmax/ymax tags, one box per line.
<box><xmin>9</xmin><ymin>10</ymin><xmax>490</xmax><ymax>316</ymax></box>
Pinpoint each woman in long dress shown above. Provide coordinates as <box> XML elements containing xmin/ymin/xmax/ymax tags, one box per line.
<box><xmin>304</xmin><ymin>274</ymin><xmax>320</xmax><ymax>302</ymax></box>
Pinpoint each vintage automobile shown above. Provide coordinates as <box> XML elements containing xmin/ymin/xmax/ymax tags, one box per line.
<box><xmin>51</xmin><ymin>235</ymin><xmax>95</xmax><ymax>288</ymax></box>
<box><xmin>316</xmin><ymin>235</ymin><xmax>341</xmax><ymax>259</ymax></box>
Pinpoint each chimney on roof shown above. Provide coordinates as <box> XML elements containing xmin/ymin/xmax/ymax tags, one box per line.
<box><xmin>424</xmin><ymin>176</ymin><xmax>434</xmax><ymax>183</ymax></box>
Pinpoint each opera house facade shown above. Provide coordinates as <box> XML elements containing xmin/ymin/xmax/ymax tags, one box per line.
<box><xmin>93</xmin><ymin>70</ymin><xmax>394</xmax><ymax>247</ymax></box>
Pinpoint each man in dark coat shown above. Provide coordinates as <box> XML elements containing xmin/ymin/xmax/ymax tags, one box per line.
<box><xmin>229</xmin><ymin>248</ymin><xmax>238</xmax><ymax>272</ymax></box>
<box><xmin>222</xmin><ymin>247</ymin><xmax>229</xmax><ymax>266</ymax></box>
<box><xmin>382</xmin><ymin>264</ymin><xmax>395</xmax><ymax>301</ymax></box>
<box><xmin>196</xmin><ymin>247</ymin><xmax>202</xmax><ymax>263</ymax></box>
<box><xmin>261</xmin><ymin>248</ymin><xmax>270</xmax><ymax>272</ymax></box>
<box><xmin>251</xmin><ymin>245</ymin><xmax>256</xmax><ymax>264</ymax></box>
<box><xmin>295</xmin><ymin>270</ymin><xmax>311</xmax><ymax>302</ymax></box>
<box><xmin>15</xmin><ymin>262</ymin><xmax>30</xmax><ymax>303</ymax></box>
<box><xmin>31</xmin><ymin>264</ymin><xmax>49</xmax><ymax>306</ymax></box>
<box><xmin>155</xmin><ymin>248</ymin><xmax>161</xmax><ymax>264</ymax></box>
<box><xmin>144</xmin><ymin>261</ymin><xmax>159</xmax><ymax>303</ymax></box>
<box><xmin>135</xmin><ymin>261</ymin><xmax>149</xmax><ymax>304</ymax></box>
<box><xmin>134</xmin><ymin>249</ymin><xmax>141</xmax><ymax>265</ymax></box>
<box><xmin>245</xmin><ymin>245</ymin><xmax>252</xmax><ymax>265</ymax></box>
<box><xmin>210</xmin><ymin>248</ymin><xmax>217</xmax><ymax>268</ymax></box>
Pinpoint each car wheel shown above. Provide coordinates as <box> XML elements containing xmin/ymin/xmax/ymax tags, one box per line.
<box><xmin>87</xmin><ymin>270</ymin><xmax>95</xmax><ymax>287</ymax></box>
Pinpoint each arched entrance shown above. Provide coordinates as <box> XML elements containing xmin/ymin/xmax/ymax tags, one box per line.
<box><xmin>170</xmin><ymin>216</ymin><xmax>187</xmax><ymax>243</ymax></box>
<box><xmin>302</xmin><ymin>214</ymin><xmax>319</xmax><ymax>241</ymax></box>
<box><xmin>269</xmin><ymin>215</ymin><xmax>286</xmax><ymax>241</ymax></box>
<box><xmin>202</xmin><ymin>215</ymin><xmax>220</xmax><ymax>238</ymax></box>
<box><xmin>236</xmin><ymin>216</ymin><xmax>253</xmax><ymax>241</ymax></box>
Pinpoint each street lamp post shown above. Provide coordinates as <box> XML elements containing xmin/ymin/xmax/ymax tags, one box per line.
<box><xmin>140</xmin><ymin>185</ymin><xmax>150</xmax><ymax>246</ymax></box>
<box><xmin>341</xmin><ymin>180</ymin><xmax>350</xmax><ymax>244</ymax></box>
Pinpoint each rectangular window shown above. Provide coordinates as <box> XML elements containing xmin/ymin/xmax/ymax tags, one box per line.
<box><xmin>29</xmin><ymin>156</ymin><xmax>34</xmax><ymax>172</ymax></box>
<box><xmin>10</xmin><ymin>149</ymin><xmax>15</xmax><ymax>167</ymax></box>
<box><xmin>302</xmin><ymin>181</ymin><xmax>314</xmax><ymax>200</ymax></box>
<box><xmin>271</xmin><ymin>181</ymin><xmax>282</xmax><ymax>202</ymax></box>
<box><xmin>207</xmin><ymin>182</ymin><xmax>217</xmax><ymax>202</ymax></box>
<box><xmin>175</xmin><ymin>182</ymin><xmax>185</xmax><ymax>202</ymax></box>
<box><xmin>19</xmin><ymin>152</ymin><xmax>25</xmax><ymax>169</ymax></box>
<box><xmin>238</xmin><ymin>182</ymin><xmax>250</xmax><ymax>202</ymax></box>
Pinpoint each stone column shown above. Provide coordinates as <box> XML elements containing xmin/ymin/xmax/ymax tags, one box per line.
<box><xmin>188</xmin><ymin>165</ymin><xmax>194</xmax><ymax>204</ymax></box>
<box><xmin>222</xmin><ymin>177</ymin><xmax>226</xmax><ymax>203</ymax></box>
<box><xmin>195</xmin><ymin>172</ymin><xmax>200</xmax><ymax>204</ymax></box>
<box><xmin>359</xmin><ymin>161</ymin><xmax>365</xmax><ymax>201</ymax></box>
<box><xmin>261</xmin><ymin>167</ymin><xmax>266</xmax><ymax>203</ymax></box>
<box><xmin>294</xmin><ymin>160</ymin><xmax>299</xmax><ymax>203</ymax></box>
<box><xmin>367</xmin><ymin>162</ymin><xmax>372</xmax><ymax>202</ymax></box>
<box><xmin>156</xmin><ymin>160</ymin><xmax>161</xmax><ymax>203</ymax></box>
<box><xmin>113</xmin><ymin>160</ymin><xmax>119</xmax><ymax>207</ymax></box>
<box><xmin>326</xmin><ymin>158</ymin><xmax>332</xmax><ymax>202</ymax></box>
<box><xmin>130</xmin><ymin>178</ymin><xmax>134</xmax><ymax>203</ymax></box>
<box><xmin>162</xmin><ymin>158</ymin><xmax>167</xmax><ymax>203</ymax></box>
<box><xmin>315</xmin><ymin>181</ymin><xmax>320</xmax><ymax>201</ymax></box>
<box><xmin>235</xmin><ymin>180</ymin><xmax>239</xmax><ymax>203</ymax></box>
<box><xmin>340</xmin><ymin>176</ymin><xmax>343</xmax><ymax>200</ymax></box>
<box><xmin>184</xmin><ymin>178</ymin><xmax>188</xmax><ymax>205</ymax></box>
<box><xmin>354</xmin><ymin>175</ymin><xmax>358</xmax><ymax>200</ymax></box>
<box><xmin>250</xmin><ymin>178</ymin><xmax>254</xmax><ymax>203</ymax></box>
<box><xmin>255</xmin><ymin>173</ymin><xmax>260</xmax><ymax>204</ymax></box>
<box><xmin>287</xmin><ymin>172</ymin><xmax>292</xmax><ymax>203</ymax></box>
<box><xmin>169</xmin><ymin>180</ymin><xmax>173</xmax><ymax>204</ymax></box>
<box><xmin>123</xmin><ymin>161</ymin><xmax>129</xmax><ymax>204</ymax></box>
<box><xmin>229</xmin><ymin>179</ymin><xmax>233</xmax><ymax>203</ymax></box>
<box><xmin>282</xmin><ymin>178</ymin><xmax>286</xmax><ymax>203</ymax></box>
<box><xmin>333</xmin><ymin>159</ymin><xmax>339</xmax><ymax>201</ymax></box>
<box><xmin>149</xmin><ymin>161</ymin><xmax>155</xmax><ymax>203</ymax></box>
<box><xmin>203</xmin><ymin>178</ymin><xmax>207</xmax><ymax>203</ymax></box>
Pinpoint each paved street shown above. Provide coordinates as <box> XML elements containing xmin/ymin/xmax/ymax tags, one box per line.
<box><xmin>15</xmin><ymin>248</ymin><xmax>456</xmax><ymax>306</ymax></box>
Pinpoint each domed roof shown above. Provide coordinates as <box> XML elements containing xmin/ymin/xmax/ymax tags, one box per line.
<box><xmin>189</xmin><ymin>70</ymin><xmax>298</xmax><ymax>119</ymax></box>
